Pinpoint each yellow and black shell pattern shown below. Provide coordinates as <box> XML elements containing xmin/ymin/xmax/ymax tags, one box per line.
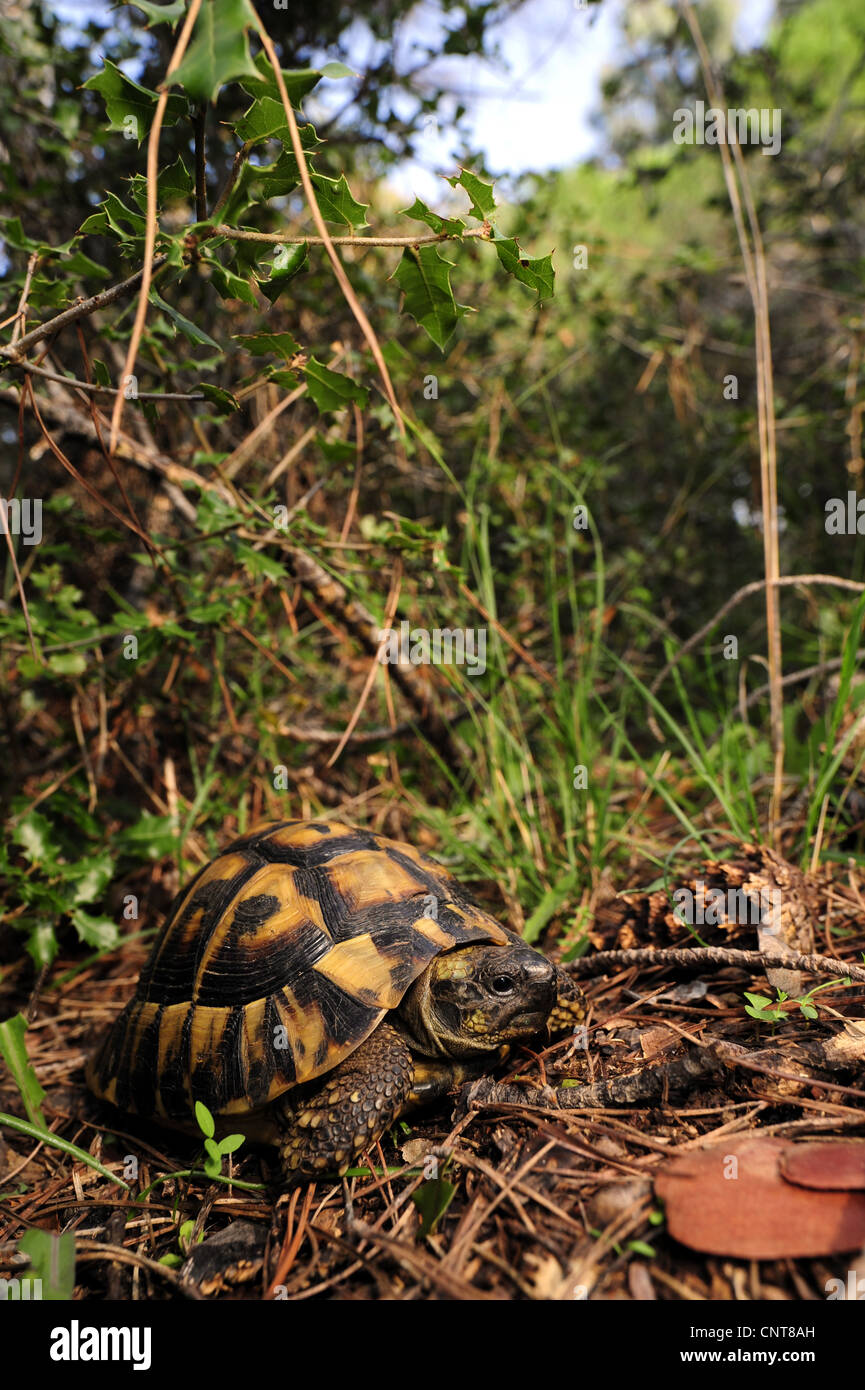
<box><xmin>87</xmin><ymin>820</ymin><xmax>512</xmax><ymax>1122</ymax></box>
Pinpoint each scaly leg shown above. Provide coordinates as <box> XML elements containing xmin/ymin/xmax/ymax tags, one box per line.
<box><xmin>277</xmin><ymin>1022</ymin><xmax>413</xmax><ymax>1184</ymax></box>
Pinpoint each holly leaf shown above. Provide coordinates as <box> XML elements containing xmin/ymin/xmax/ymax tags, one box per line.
<box><xmin>196</xmin><ymin>383</ymin><xmax>240</xmax><ymax>414</ymax></box>
<box><xmin>310</xmin><ymin>173</ymin><xmax>368</xmax><ymax>229</ymax></box>
<box><xmin>446</xmin><ymin>169</ymin><xmax>496</xmax><ymax>221</ymax></box>
<box><xmin>392</xmin><ymin>245</ymin><xmax>468</xmax><ymax>350</ymax></box>
<box><xmin>493</xmin><ymin>236</ymin><xmax>555</xmax><ymax>301</ymax></box>
<box><xmin>149</xmin><ymin>290</ymin><xmax>221</xmax><ymax>348</ymax></box>
<box><xmin>208</xmin><ymin>261</ymin><xmax>258</xmax><ymax>305</ymax></box>
<box><xmin>83</xmin><ymin>60</ymin><xmax>186</xmax><ymax>140</ymax></box>
<box><xmin>234</xmin><ymin>331</ymin><xmax>300</xmax><ymax>362</ymax></box>
<box><xmin>239</xmin><ymin>55</ymin><xmax>322</xmax><ymax>105</ymax></box>
<box><xmin>171</xmin><ymin>0</ymin><xmax>260</xmax><ymax>104</ymax></box>
<box><xmin>71</xmin><ymin>910</ymin><xmax>119</xmax><ymax>952</ymax></box>
<box><xmin>248</xmin><ymin>128</ymin><xmax>321</xmax><ymax>202</ymax></box>
<box><xmin>259</xmin><ymin>243</ymin><xmax>309</xmax><ymax>303</ymax></box>
<box><xmin>303</xmin><ymin>357</ymin><xmax>368</xmax><ymax>412</ymax></box>
<box><xmin>236</xmin><ymin>95</ymin><xmax>292</xmax><ymax>145</ymax></box>
<box><xmin>69</xmin><ymin>851</ymin><xmax>115</xmax><ymax>906</ymax></box>
<box><xmin>400</xmin><ymin>197</ymin><xmax>464</xmax><ymax>237</ymax></box>
<box><xmin>129</xmin><ymin>156</ymin><xmax>194</xmax><ymax>213</ymax></box>
<box><xmin>79</xmin><ymin>191</ymin><xmax>147</xmax><ymax>239</ymax></box>
<box><xmin>125</xmin><ymin>0</ymin><xmax>186</xmax><ymax>25</ymax></box>
<box><xmin>13</xmin><ymin>812</ymin><xmax>57</xmax><ymax>865</ymax></box>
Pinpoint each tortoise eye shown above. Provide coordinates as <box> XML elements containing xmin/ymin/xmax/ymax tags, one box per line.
<box><xmin>490</xmin><ymin>975</ymin><xmax>515</xmax><ymax>996</ymax></box>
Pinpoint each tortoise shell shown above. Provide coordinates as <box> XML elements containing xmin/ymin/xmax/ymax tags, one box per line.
<box><xmin>87</xmin><ymin>819</ymin><xmax>513</xmax><ymax>1122</ymax></box>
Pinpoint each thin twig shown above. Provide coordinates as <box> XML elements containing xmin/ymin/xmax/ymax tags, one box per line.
<box><xmin>1</xmin><ymin>356</ymin><xmax>202</xmax><ymax>399</ymax></box>
<box><xmin>0</xmin><ymin>256</ymin><xmax>169</xmax><ymax>359</ymax></box>
<box><xmin>650</xmin><ymin>573</ymin><xmax>865</xmax><ymax>706</ymax></box>
<box><xmin>568</xmin><ymin>944</ymin><xmax>865</xmax><ymax>984</ymax></box>
<box><xmin>109</xmin><ymin>0</ymin><xmax>203</xmax><ymax>451</ymax></box>
<box><xmin>252</xmin><ymin>18</ymin><xmax>405</xmax><ymax>438</ymax></box>
<box><xmin>211</xmin><ymin>223</ymin><xmax>491</xmax><ymax>248</ymax></box>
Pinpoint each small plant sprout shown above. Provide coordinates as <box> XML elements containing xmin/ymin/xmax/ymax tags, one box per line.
<box><xmin>744</xmin><ymin>976</ymin><xmax>850</xmax><ymax>1027</ymax></box>
<box><xmin>194</xmin><ymin>1100</ymin><xmax>246</xmax><ymax>1179</ymax></box>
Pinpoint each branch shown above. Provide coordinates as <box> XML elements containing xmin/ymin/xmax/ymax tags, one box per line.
<box><xmin>0</xmin><ymin>256</ymin><xmax>169</xmax><ymax>359</ymax></box>
<box><xmin>210</xmin><ymin>223</ymin><xmax>492</xmax><ymax>248</ymax></box>
<box><xmin>1</xmin><ymin>356</ymin><xmax>203</xmax><ymax>400</ymax></box>
<box><xmin>567</xmin><ymin>944</ymin><xmax>865</xmax><ymax>984</ymax></box>
<box><xmin>108</xmin><ymin>0</ymin><xmax>203</xmax><ymax>451</ymax></box>
<box><xmin>252</xmin><ymin>17</ymin><xmax>405</xmax><ymax>439</ymax></box>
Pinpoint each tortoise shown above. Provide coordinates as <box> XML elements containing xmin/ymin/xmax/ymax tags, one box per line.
<box><xmin>87</xmin><ymin>819</ymin><xmax>585</xmax><ymax>1183</ymax></box>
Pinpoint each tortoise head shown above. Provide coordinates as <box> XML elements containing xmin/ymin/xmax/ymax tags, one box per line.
<box><xmin>398</xmin><ymin>941</ymin><xmax>556</xmax><ymax>1058</ymax></box>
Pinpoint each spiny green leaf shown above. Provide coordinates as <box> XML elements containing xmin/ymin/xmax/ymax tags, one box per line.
<box><xmin>239</xmin><ymin>56</ymin><xmax>322</xmax><ymax>105</ymax></box>
<box><xmin>208</xmin><ymin>261</ymin><xmax>258</xmax><ymax>305</ymax></box>
<box><xmin>234</xmin><ymin>331</ymin><xmax>300</xmax><ymax>361</ymax></box>
<box><xmin>26</xmin><ymin>924</ymin><xmax>58</xmax><ymax>971</ymax></box>
<box><xmin>129</xmin><ymin>156</ymin><xmax>193</xmax><ymax>212</ymax></box>
<box><xmin>80</xmin><ymin>192</ymin><xmax>147</xmax><ymax>239</ymax></box>
<box><xmin>310</xmin><ymin>173</ymin><xmax>369</xmax><ymax>229</ymax></box>
<box><xmin>69</xmin><ymin>851</ymin><xmax>115</xmax><ymax>905</ymax></box>
<box><xmin>0</xmin><ymin>1015</ymin><xmax>46</xmax><ymax>1128</ymax></box>
<box><xmin>71</xmin><ymin>909</ymin><xmax>119</xmax><ymax>952</ymax></box>
<box><xmin>303</xmin><ymin>357</ymin><xmax>368</xmax><ymax>412</ymax></box>
<box><xmin>236</xmin><ymin>95</ymin><xmax>292</xmax><ymax>145</ymax></box>
<box><xmin>399</xmin><ymin>197</ymin><xmax>464</xmax><ymax>237</ymax></box>
<box><xmin>171</xmin><ymin>0</ymin><xmax>260</xmax><ymax>104</ymax></box>
<box><xmin>114</xmin><ymin>813</ymin><xmax>178</xmax><ymax>859</ymax></box>
<box><xmin>13</xmin><ymin>811</ymin><xmax>57</xmax><ymax>865</ymax></box>
<box><xmin>149</xmin><ymin>290</ymin><xmax>221</xmax><ymax>348</ymax></box>
<box><xmin>125</xmin><ymin>0</ymin><xmax>186</xmax><ymax>25</ymax></box>
<box><xmin>83</xmin><ymin>59</ymin><xmax>186</xmax><ymax>141</ymax></box>
<box><xmin>446</xmin><ymin>169</ymin><xmax>496</xmax><ymax>221</ymax></box>
<box><xmin>260</xmin><ymin>242</ymin><xmax>309</xmax><ymax>303</ymax></box>
<box><xmin>493</xmin><ymin>236</ymin><xmax>555</xmax><ymax>300</ymax></box>
<box><xmin>392</xmin><ymin>245</ymin><xmax>468</xmax><ymax>351</ymax></box>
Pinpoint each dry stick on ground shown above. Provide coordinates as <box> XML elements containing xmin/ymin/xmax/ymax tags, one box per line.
<box><xmin>108</xmin><ymin>0</ymin><xmax>202</xmax><ymax>453</ymax></box>
<box><xmin>567</xmin><ymin>944</ymin><xmax>865</xmax><ymax>984</ymax></box>
<box><xmin>680</xmin><ymin>0</ymin><xmax>783</xmax><ymax>831</ymax></box>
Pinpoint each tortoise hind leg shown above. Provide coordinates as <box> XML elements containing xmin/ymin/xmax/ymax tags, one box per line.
<box><xmin>277</xmin><ymin>1022</ymin><xmax>413</xmax><ymax>1185</ymax></box>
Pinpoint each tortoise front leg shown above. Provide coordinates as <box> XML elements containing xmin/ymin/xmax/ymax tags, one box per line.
<box><xmin>277</xmin><ymin>1022</ymin><xmax>413</xmax><ymax>1184</ymax></box>
<box><xmin>548</xmin><ymin>967</ymin><xmax>586</xmax><ymax>1033</ymax></box>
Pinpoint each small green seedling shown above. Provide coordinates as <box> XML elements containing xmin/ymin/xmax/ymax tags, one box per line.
<box><xmin>744</xmin><ymin>976</ymin><xmax>850</xmax><ymax>1027</ymax></box>
<box><xmin>412</xmin><ymin>1175</ymin><xmax>456</xmax><ymax>1238</ymax></box>
<box><xmin>194</xmin><ymin>1100</ymin><xmax>246</xmax><ymax>1178</ymax></box>
<box><xmin>159</xmin><ymin>1218</ymin><xmax>205</xmax><ymax>1269</ymax></box>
